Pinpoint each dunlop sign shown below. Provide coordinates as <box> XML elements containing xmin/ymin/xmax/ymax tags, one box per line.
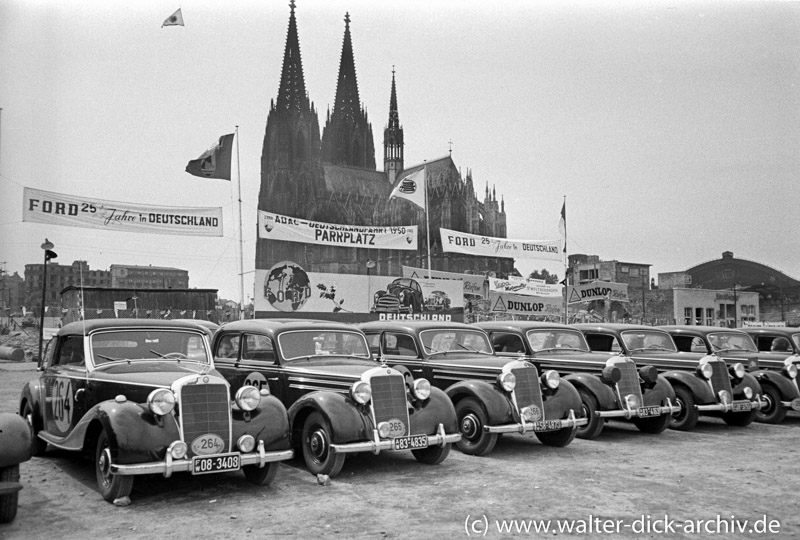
<box><xmin>489</xmin><ymin>291</ymin><xmax>563</xmax><ymax>316</ymax></box>
<box><xmin>23</xmin><ymin>187</ymin><xmax>223</xmax><ymax>237</ymax></box>
<box><xmin>439</xmin><ymin>227</ymin><xmax>560</xmax><ymax>261</ymax></box>
<box><xmin>258</xmin><ymin>210</ymin><xmax>417</xmax><ymax>250</ymax></box>
<box><xmin>567</xmin><ymin>281</ymin><xmax>629</xmax><ymax>304</ymax></box>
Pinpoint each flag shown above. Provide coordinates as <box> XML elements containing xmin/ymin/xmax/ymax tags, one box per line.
<box><xmin>558</xmin><ymin>201</ymin><xmax>566</xmax><ymax>252</ymax></box>
<box><xmin>162</xmin><ymin>8</ymin><xmax>184</xmax><ymax>27</ymax></box>
<box><xmin>389</xmin><ymin>168</ymin><xmax>426</xmax><ymax>210</ymax></box>
<box><xmin>185</xmin><ymin>133</ymin><xmax>234</xmax><ymax>180</ymax></box>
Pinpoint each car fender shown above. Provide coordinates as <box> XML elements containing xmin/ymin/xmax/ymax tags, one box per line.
<box><xmin>287</xmin><ymin>391</ymin><xmax>371</xmax><ymax>447</ymax></box>
<box><xmin>18</xmin><ymin>380</ymin><xmax>45</xmax><ymax>434</ymax></box>
<box><xmin>563</xmin><ymin>373</ymin><xmax>618</xmax><ymax>410</ymax></box>
<box><xmin>543</xmin><ymin>378</ymin><xmax>583</xmax><ymax>419</ymax></box>
<box><xmin>232</xmin><ymin>394</ymin><xmax>292</xmax><ymax>451</ymax></box>
<box><xmin>733</xmin><ymin>372</ymin><xmax>762</xmax><ymax>400</ymax></box>
<box><xmin>0</xmin><ymin>413</ymin><xmax>32</xmax><ymax>468</ymax></box>
<box><xmin>407</xmin><ymin>386</ymin><xmax>458</xmax><ymax>435</ymax></box>
<box><xmin>91</xmin><ymin>400</ymin><xmax>182</xmax><ymax>464</ymax></box>
<box><xmin>445</xmin><ymin>380</ymin><xmax>515</xmax><ymax>426</ymax></box>
<box><xmin>642</xmin><ymin>375</ymin><xmax>677</xmax><ymax>406</ymax></box>
<box><xmin>751</xmin><ymin>370</ymin><xmax>799</xmax><ymax>400</ymax></box>
<box><xmin>662</xmin><ymin>371</ymin><xmax>716</xmax><ymax>404</ymax></box>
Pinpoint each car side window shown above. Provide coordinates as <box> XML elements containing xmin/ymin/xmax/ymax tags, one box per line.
<box><xmin>215</xmin><ymin>334</ymin><xmax>241</xmax><ymax>359</ymax></box>
<box><xmin>241</xmin><ymin>334</ymin><xmax>275</xmax><ymax>363</ymax></box>
<box><xmin>490</xmin><ymin>332</ymin><xmax>525</xmax><ymax>354</ymax></box>
<box><xmin>365</xmin><ymin>333</ymin><xmax>381</xmax><ymax>357</ymax></box>
<box><xmin>55</xmin><ymin>336</ymin><xmax>85</xmax><ymax>367</ymax></box>
<box><xmin>382</xmin><ymin>333</ymin><xmax>418</xmax><ymax>357</ymax></box>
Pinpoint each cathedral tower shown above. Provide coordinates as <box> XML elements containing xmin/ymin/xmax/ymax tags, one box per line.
<box><xmin>383</xmin><ymin>68</ymin><xmax>404</xmax><ymax>184</ymax></box>
<box><xmin>320</xmin><ymin>13</ymin><xmax>376</xmax><ymax>169</ymax></box>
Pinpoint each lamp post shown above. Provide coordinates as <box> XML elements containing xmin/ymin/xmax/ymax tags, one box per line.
<box><xmin>38</xmin><ymin>239</ymin><xmax>57</xmax><ymax>361</ymax></box>
<box><xmin>366</xmin><ymin>259</ymin><xmax>375</xmax><ymax>277</ymax></box>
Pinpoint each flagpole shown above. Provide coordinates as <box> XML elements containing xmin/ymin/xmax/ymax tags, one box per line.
<box><xmin>424</xmin><ymin>165</ymin><xmax>432</xmax><ymax>278</ymax></box>
<box><xmin>235</xmin><ymin>126</ymin><xmax>245</xmax><ymax>320</ymax></box>
<box><xmin>562</xmin><ymin>195</ymin><xmax>568</xmax><ymax>323</ymax></box>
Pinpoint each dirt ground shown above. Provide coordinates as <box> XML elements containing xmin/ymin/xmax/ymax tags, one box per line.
<box><xmin>1</xmin><ymin>357</ymin><xmax>798</xmax><ymax>539</ymax></box>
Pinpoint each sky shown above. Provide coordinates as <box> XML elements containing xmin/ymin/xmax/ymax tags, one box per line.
<box><xmin>1</xmin><ymin>0</ymin><xmax>799</xmax><ymax>303</ymax></box>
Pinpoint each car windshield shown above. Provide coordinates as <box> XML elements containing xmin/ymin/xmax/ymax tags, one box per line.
<box><xmin>526</xmin><ymin>329</ymin><xmax>589</xmax><ymax>352</ymax></box>
<box><xmin>420</xmin><ymin>329</ymin><xmax>493</xmax><ymax>354</ymax></box>
<box><xmin>708</xmin><ymin>332</ymin><xmax>757</xmax><ymax>352</ymax></box>
<box><xmin>90</xmin><ymin>329</ymin><xmax>210</xmax><ymax>364</ymax></box>
<box><xmin>278</xmin><ymin>330</ymin><xmax>371</xmax><ymax>360</ymax></box>
<box><xmin>621</xmin><ymin>330</ymin><xmax>676</xmax><ymax>352</ymax></box>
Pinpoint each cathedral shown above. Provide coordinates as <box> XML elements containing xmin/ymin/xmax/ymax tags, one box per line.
<box><xmin>256</xmin><ymin>2</ymin><xmax>515</xmax><ymax>279</ymax></box>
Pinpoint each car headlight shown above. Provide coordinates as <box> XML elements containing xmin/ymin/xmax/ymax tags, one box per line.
<box><xmin>699</xmin><ymin>362</ymin><xmax>713</xmax><ymax>379</ymax></box>
<box><xmin>237</xmin><ymin>434</ymin><xmax>256</xmax><ymax>453</ymax></box>
<box><xmin>783</xmin><ymin>362</ymin><xmax>798</xmax><ymax>379</ymax></box>
<box><xmin>350</xmin><ymin>380</ymin><xmax>372</xmax><ymax>404</ymax></box>
<box><xmin>624</xmin><ymin>394</ymin><xmax>641</xmax><ymax>410</ymax></box>
<box><xmin>743</xmin><ymin>386</ymin><xmax>753</xmax><ymax>399</ymax></box>
<box><xmin>168</xmin><ymin>440</ymin><xmax>187</xmax><ymax>460</ymax></box>
<box><xmin>235</xmin><ymin>385</ymin><xmax>261</xmax><ymax>411</ymax></box>
<box><xmin>412</xmin><ymin>378</ymin><xmax>431</xmax><ymax>400</ymax></box>
<box><xmin>730</xmin><ymin>363</ymin><xmax>746</xmax><ymax>379</ymax></box>
<box><xmin>542</xmin><ymin>370</ymin><xmax>560</xmax><ymax>390</ymax></box>
<box><xmin>147</xmin><ymin>388</ymin><xmax>176</xmax><ymax>416</ymax></box>
<box><xmin>497</xmin><ymin>371</ymin><xmax>516</xmax><ymax>392</ymax></box>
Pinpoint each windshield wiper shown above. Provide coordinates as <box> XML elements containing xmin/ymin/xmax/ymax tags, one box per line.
<box><xmin>454</xmin><ymin>344</ymin><xmax>492</xmax><ymax>354</ymax></box>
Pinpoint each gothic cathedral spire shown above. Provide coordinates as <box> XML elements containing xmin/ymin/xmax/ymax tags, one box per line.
<box><xmin>320</xmin><ymin>12</ymin><xmax>376</xmax><ymax>169</ymax></box>
<box><xmin>384</xmin><ymin>67</ymin><xmax>404</xmax><ymax>184</ymax></box>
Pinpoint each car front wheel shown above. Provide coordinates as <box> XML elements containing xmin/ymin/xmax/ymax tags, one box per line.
<box><xmin>633</xmin><ymin>411</ymin><xmax>671</xmax><ymax>434</ymax></box>
<box><xmin>535</xmin><ymin>426</ymin><xmax>577</xmax><ymax>447</ymax></box>
<box><xmin>95</xmin><ymin>429</ymin><xmax>134</xmax><ymax>503</ymax></box>
<box><xmin>755</xmin><ymin>384</ymin><xmax>787</xmax><ymax>424</ymax></box>
<box><xmin>455</xmin><ymin>398</ymin><xmax>498</xmax><ymax>456</ymax></box>
<box><xmin>22</xmin><ymin>402</ymin><xmax>46</xmax><ymax>457</ymax></box>
<box><xmin>0</xmin><ymin>465</ymin><xmax>20</xmax><ymax>523</ymax></box>
<box><xmin>243</xmin><ymin>463</ymin><xmax>278</xmax><ymax>486</ymax></box>
<box><xmin>576</xmin><ymin>390</ymin><xmax>604</xmax><ymax>440</ymax></box>
<box><xmin>412</xmin><ymin>443</ymin><xmax>451</xmax><ymax>465</ymax></box>
<box><xmin>301</xmin><ymin>411</ymin><xmax>346</xmax><ymax>477</ymax></box>
<box><xmin>669</xmin><ymin>386</ymin><xmax>699</xmax><ymax>431</ymax></box>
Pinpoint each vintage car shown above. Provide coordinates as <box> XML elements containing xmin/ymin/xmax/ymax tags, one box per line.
<box><xmin>476</xmin><ymin>321</ymin><xmax>678</xmax><ymax>439</ymax></box>
<box><xmin>372</xmin><ymin>278</ymin><xmax>425</xmax><ymax>314</ymax></box>
<box><xmin>212</xmin><ymin>320</ymin><xmax>461</xmax><ymax>477</ymax></box>
<box><xmin>18</xmin><ymin>319</ymin><xmax>293</xmax><ymax>503</ymax></box>
<box><xmin>0</xmin><ymin>413</ymin><xmax>31</xmax><ymax>523</ymax></box>
<box><xmin>662</xmin><ymin>325</ymin><xmax>800</xmax><ymax>424</ymax></box>
<box><xmin>358</xmin><ymin>321</ymin><xmax>586</xmax><ymax>455</ymax></box>
<box><xmin>574</xmin><ymin>323</ymin><xmax>764</xmax><ymax>431</ymax></box>
<box><xmin>425</xmin><ymin>291</ymin><xmax>451</xmax><ymax>311</ymax></box>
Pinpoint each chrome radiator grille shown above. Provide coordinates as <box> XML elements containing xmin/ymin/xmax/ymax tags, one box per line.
<box><xmin>179</xmin><ymin>383</ymin><xmax>231</xmax><ymax>456</ymax></box>
<box><xmin>511</xmin><ymin>367</ymin><xmax>545</xmax><ymax>416</ymax></box>
<box><xmin>615</xmin><ymin>359</ymin><xmax>643</xmax><ymax>404</ymax></box>
<box><xmin>708</xmin><ymin>359</ymin><xmax>733</xmax><ymax>396</ymax></box>
<box><xmin>370</xmin><ymin>374</ymin><xmax>410</xmax><ymax>429</ymax></box>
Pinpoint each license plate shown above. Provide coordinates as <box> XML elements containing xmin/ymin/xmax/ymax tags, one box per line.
<box><xmin>192</xmin><ymin>453</ymin><xmax>241</xmax><ymax>475</ymax></box>
<box><xmin>393</xmin><ymin>435</ymin><xmax>429</xmax><ymax>451</ymax></box>
<box><xmin>731</xmin><ymin>400</ymin><xmax>751</xmax><ymax>413</ymax></box>
<box><xmin>532</xmin><ymin>419</ymin><xmax>562</xmax><ymax>431</ymax></box>
<box><xmin>637</xmin><ymin>406</ymin><xmax>661</xmax><ymax>418</ymax></box>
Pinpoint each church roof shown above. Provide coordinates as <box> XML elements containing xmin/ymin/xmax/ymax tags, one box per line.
<box><xmin>276</xmin><ymin>0</ymin><xmax>309</xmax><ymax>112</ymax></box>
<box><xmin>322</xmin><ymin>164</ymin><xmax>389</xmax><ymax>197</ymax></box>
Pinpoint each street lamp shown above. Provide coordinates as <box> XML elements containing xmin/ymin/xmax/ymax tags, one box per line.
<box><xmin>366</xmin><ymin>259</ymin><xmax>375</xmax><ymax>276</ymax></box>
<box><xmin>38</xmin><ymin>239</ymin><xmax>57</xmax><ymax>361</ymax></box>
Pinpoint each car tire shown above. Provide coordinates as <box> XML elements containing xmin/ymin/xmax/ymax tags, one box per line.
<box><xmin>301</xmin><ymin>411</ymin><xmax>346</xmax><ymax>477</ymax></box>
<box><xmin>21</xmin><ymin>402</ymin><xmax>46</xmax><ymax>457</ymax></box>
<box><xmin>755</xmin><ymin>383</ymin><xmax>787</xmax><ymax>424</ymax></box>
<box><xmin>669</xmin><ymin>386</ymin><xmax>699</xmax><ymax>432</ymax></box>
<box><xmin>95</xmin><ymin>429</ymin><xmax>134</xmax><ymax>503</ymax></box>
<box><xmin>633</xmin><ymin>411</ymin><xmax>671</xmax><ymax>434</ymax></box>
<box><xmin>576</xmin><ymin>390</ymin><xmax>604</xmax><ymax>440</ymax></box>
<box><xmin>0</xmin><ymin>465</ymin><xmax>20</xmax><ymax>523</ymax></box>
<box><xmin>454</xmin><ymin>398</ymin><xmax>498</xmax><ymax>456</ymax></box>
<box><xmin>723</xmin><ymin>408</ymin><xmax>756</xmax><ymax>427</ymax></box>
<box><xmin>243</xmin><ymin>463</ymin><xmax>278</xmax><ymax>486</ymax></box>
<box><xmin>535</xmin><ymin>426</ymin><xmax>577</xmax><ymax>447</ymax></box>
<box><xmin>412</xmin><ymin>443</ymin><xmax>451</xmax><ymax>465</ymax></box>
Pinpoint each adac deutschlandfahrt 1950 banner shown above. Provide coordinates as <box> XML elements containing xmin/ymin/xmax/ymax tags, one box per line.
<box><xmin>258</xmin><ymin>210</ymin><xmax>418</xmax><ymax>250</ymax></box>
<box><xmin>23</xmin><ymin>187</ymin><xmax>223</xmax><ymax>236</ymax></box>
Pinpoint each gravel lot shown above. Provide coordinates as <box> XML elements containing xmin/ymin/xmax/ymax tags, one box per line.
<box><xmin>1</xmin><ymin>358</ymin><xmax>798</xmax><ymax>539</ymax></box>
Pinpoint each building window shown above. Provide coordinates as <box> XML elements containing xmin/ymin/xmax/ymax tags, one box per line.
<box><xmin>705</xmin><ymin>308</ymin><xmax>714</xmax><ymax>326</ymax></box>
<box><xmin>630</xmin><ymin>268</ymin><xmax>639</xmax><ymax>277</ymax></box>
<box><xmin>684</xmin><ymin>307</ymin><xmax>692</xmax><ymax>325</ymax></box>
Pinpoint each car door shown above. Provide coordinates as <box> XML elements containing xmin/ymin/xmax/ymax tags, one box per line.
<box><xmin>41</xmin><ymin>335</ymin><xmax>89</xmax><ymax>437</ymax></box>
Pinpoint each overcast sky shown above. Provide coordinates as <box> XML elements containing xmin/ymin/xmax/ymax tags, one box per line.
<box><xmin>1</xmin><ymin>0</ymin><xmax>798</xmax><ymax>302</ymax></box>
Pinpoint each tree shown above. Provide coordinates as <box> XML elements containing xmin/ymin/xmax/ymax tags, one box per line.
<box><xmin>528</xmin><ymin>269</ymin><xmax>559</xmax><ymax>284</ymax></box>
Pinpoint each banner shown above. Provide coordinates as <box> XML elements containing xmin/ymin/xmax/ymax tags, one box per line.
<box><xmin>567</xmin><ymin>281</ymin><xmax>629</xmax><ymax>304</ymax></box>
<box><xmin>402</xmin><ymin>265</ymin><xmax>485</xmax><ymax>296</ymax></box>
<box><xmin>488</xmin><ymin>291</ymin><xmax>563</xmax><ymax>317</ymax></box>
<box><xmin>439</xmin><ymin>227</ymin><xmax>560</xmax><ymax>261</ymax></box>
<box><xmin>23</xmin><ymin>187</ymin><xmax>223</xmax><ymax>237</ymax></box>
<box><xmin>255</xmin><ymin>261</ymin><xmax>462</xmax><ymax>319</ymax></box>
<box><xmin>258</xmin><ymin>210</ymin><xmax>417</xmax><ymax>250</ymax></box>
<box><xmin>488</xmin><ymin>277</ymin><xmax>562</xmax><ymax>297</ymax></box>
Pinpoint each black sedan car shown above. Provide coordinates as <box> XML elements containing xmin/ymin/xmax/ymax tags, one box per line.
<box><xmin>19</xmin><ymin>319</ymin><xmax>293</xmax><ymax>503</ymax></box>
<box><xmin>213</xmin><ymin>319</ymin><xmax>460</xmax><ymax>477</ymax></box>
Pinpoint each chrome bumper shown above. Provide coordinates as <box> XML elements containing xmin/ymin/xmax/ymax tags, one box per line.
<box><xmin>697</xmin><ymin>395</ymin><xmax>764</xmax><ymax>413</ymax></box>
<box><xmin>330</xmin><ymin>423</ymin><xmax>461</xmax><ymax>455</ymax></box>
<box><xmin>110</xmin><ymin>440</ymin><xmax>294</xmax><ymax>477</ymax></box>
<box><xmin>597</xmin><ymin>398</ymin><xmax>680</xmax><ymax>419</ymax></box>
<box><xmin>781</xmin><ymin>397</ymin><xmax>800</xmax><ymax>411</ymax></box>
<box><xmin>484</xmin><ymin>409</ymin><xmax>587</xmax><ymax>434</ymax></box>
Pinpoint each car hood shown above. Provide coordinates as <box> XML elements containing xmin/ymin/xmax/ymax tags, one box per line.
<box><xmin>90</xmin><ymin>361</ymin><xmax>213</xmax><ymax>388</ymax></box>
<box><xmin>426</xmin><ymin>353</ymin><xmax>526</xmax><ymax>371</ymax></box>
<box><xmin>284</xmin><ymin>357</ymin><xmax>381</xmax><ymax>379</ymax></box>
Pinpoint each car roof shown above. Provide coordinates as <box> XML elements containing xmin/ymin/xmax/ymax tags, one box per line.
<box><xmin>660</xmin><ymin>325</ymin><xmax>747</xmax><ymax>336</ymax></box>
<box><xmin>476</xmin><ymin>321</ymin><xmax>575</xmax><ymax>332</ymax></box>
<box><xmin>359</xmin><ymin>320</ymin><xmax>483</xmax><ymax>333</ymax></box>
<box><xmin>57</xmin><ymin>318</ymin><xmax>214</xmax><ymax>337</ymax></box>
<box><xmin>742</xmin><ymin>327</ymin><xmax>800</xmax><ymax>336</ymax></box>
<box><xmin>573</xmin><ymin>323</ymin><xmax>667</xmax><ymax>333</ymax></box>
<box><xmin>217</xmin><ymin>318</ymin><xmax>365</xmax><ymax>339</ymax></box>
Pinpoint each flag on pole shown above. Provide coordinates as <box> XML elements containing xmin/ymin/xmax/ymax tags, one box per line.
<box><xmin>185</xmin><ymin>133</ymin><xmax>234</xmax><ymax>180</ymax></box>
<box><xmin>162</xmin><ymin>8</ymin><xmax>184</xmax><ymax>27</ymax></box>
<box><xmin>389</xmin><ymin>169</ymin><xmax>426</xmax><ymax>210</ymax></box>
<box><xmin>558</xmin><ymin>201</ymin><xmax>566</xmax><ymax>252</ymax></box>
